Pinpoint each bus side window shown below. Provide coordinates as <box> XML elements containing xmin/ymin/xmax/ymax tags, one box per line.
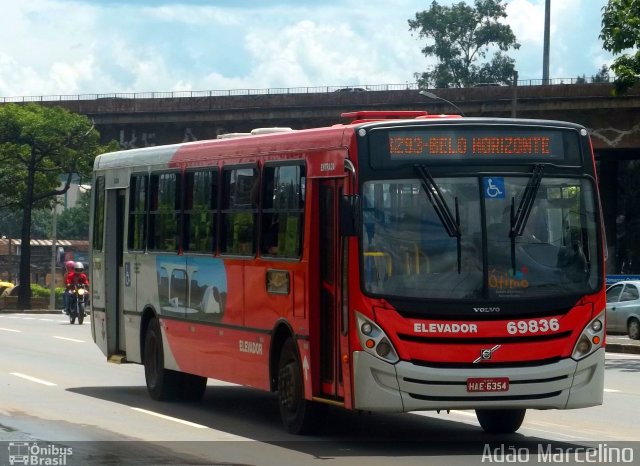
<box><xmin>260</xmin><ymin>164</ymin><xmax>305</xmax><ymax>258</ymax></box>
<box><xmin>221</xmin><ymin>167</ymin><xmax>258</xmax><ymax>256</ymax></box>
<box><xmin>128</xmin><ymin>174</ymin><xmax>148</xmax><ymax>251</ymax></box>
<box><xmin>184</xmin><ymin>169</ymin><xmax>217</xmax><ymax>253</ymax></box>
<box><xmin>92</xmin><ymin>176</ymin><xmax>106</xmax><ymax>252</ymax></box>
<box><xmin>148</xmin><ymin>172</ymin><xmax>181</xmax><ymax>252</ymax></box>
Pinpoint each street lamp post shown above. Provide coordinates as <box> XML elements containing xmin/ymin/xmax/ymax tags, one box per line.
<box><xmin>543</xmin><ymin>0</ymin><xmax>551</xmax><ymax>85</ymax></box>
<box><xmin>419</xmin><ymin>91</ymin><xmax>466</xmax><ymax>117</ymax></box>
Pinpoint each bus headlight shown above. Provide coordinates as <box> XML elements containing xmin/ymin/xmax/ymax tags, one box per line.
<box><xmin>572</xmin><ymin>311</ymin><xmax>605</xmax><ymax>361</ymax></box>
<box><xmin>355</xmin><ymin>312</ymin><xmax>399</xmax><ymax>364</ymax></box>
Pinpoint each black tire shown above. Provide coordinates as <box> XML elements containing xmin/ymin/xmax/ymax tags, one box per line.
<box><xmin>69</xmin><ymin>311</ymin><xmax>76</xmax><ymax>325</ymax></box>
<box><xmin>476</xmin><ymin>409</ymin><xmax>526</xmax><ymax>434</ymax></box>
<box><xmin>143</xmin><ymin>318</ymin><xmax>181</xmax><ymax>401</ymax></box>
<box><xmin>180</xmin><ymin>373</ymin><xmax>208</xmax><ymax>402</ymax></box>
<box><xmin>628</xmin><ymin>318</ymin><xmax>640</xmax><ymax>340</ymax></box>
<box><xmin>277</xmin><ymin>338</ymin><xmax>317</xmax><ymax>434</ymax></box>
<box><xmin>78</xmin><ymin>303</ymin><xmax>85</xmax><ymax>325</ymax></box>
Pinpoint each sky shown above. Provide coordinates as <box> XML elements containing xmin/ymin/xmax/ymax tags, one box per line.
<box><xmin>0</xmin><ymin>0</ymin><xmax>613</xmax><ymax>97</ymax></box>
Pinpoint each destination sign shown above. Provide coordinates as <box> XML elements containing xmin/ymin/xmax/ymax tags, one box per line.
<box><xmin>387</xmin><ymin>129</ymin><xmax>565</xmax><ymax>160</ymax></box>
<box><xmin>390</xmin><ymin>135</ymin><xmax>551</xmax><ymax>157</ymax></box>
<box><xmin>370</xmin><ymin>125</ymin><xmax>581</xmax><ymax>167</ymax></box>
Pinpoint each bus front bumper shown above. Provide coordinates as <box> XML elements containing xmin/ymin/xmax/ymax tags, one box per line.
<box><xmin>352</xmin><ymin>348</ymin><xmax>604</xmax><ymax>412</ymax></box>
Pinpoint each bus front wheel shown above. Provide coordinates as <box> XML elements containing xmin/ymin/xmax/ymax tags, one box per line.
<box><xmin>277</xmin><ymin>338</ymin><xmax>316</xmax><ymax>434</ymax></box>
<box><xmin>143</xmin><ymin>318</ymin><xmax>181</xmax><ymax>401</ymax></box>
<box><xmin>475</xmin><ymin>409</ymin><xmax>526</xmax><ymax>434</ymax></box>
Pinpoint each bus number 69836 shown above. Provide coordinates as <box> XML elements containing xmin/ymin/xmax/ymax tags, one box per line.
<box><xmin>506</xmin><ymin>318</ymin><xmax>560</xmax><ymax>335</ymax></box>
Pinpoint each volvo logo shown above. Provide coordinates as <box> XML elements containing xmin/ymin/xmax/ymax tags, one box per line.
<box><xmin>473</xmin><ymin>345</ymin><xmax>501</xmax><ymax>363</ymax></box>
<box><xmin>473</xmin><ymin>307</ymin><xmax>500</xmax><ymax>313</ymax></box>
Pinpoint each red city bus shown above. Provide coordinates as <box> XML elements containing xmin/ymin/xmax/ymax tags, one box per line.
<box><xmin>90</xmin><ymin>111</ymin><xmax>605</xmax><ymax>434</ymax></box>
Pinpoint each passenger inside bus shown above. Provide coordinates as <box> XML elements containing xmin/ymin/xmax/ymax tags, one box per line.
<box><xmin>262</xmin><ymin>214</ymin><xmax>280</xmax><ymax>254</ymax></box>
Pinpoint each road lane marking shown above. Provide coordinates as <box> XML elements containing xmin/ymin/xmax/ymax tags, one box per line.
<box><xmin>130</xmin><ymin>407</ymin><xmax>209</xmax><ymax>429</ymax></box>
<box><xmin>53</xmin><ymin>336</ymin><xmax>85</xmax><ymax>343</ymax></box>
<box><xmin>450</xmin><ymin>410</ymin><xmax>476</xmax><ymax>417</ymax></box>
<box><xmin>520</xmin><ymin>426</ymin><xmax>585</xmax><ymax>440</ymax></box>
<box><xmin>10</xmin><ymin>372</ymin><xmax>57</xmax><ymax>386</ymax></box>
<box><xmin>0</xmin><ymin>327</ymin><xmax>21</xmax><ymax>333</ymax></box>
<box><xmin>604</xmin><ymin>388</ymin><xmax>621</xmax><ymax>393</ymax></box>
<box><xmin>606</xmin><ymin>353</ymin><xmax>640</xmax><ymax>359</ymax></box>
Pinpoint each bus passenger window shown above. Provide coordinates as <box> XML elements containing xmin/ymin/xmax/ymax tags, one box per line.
<box><xmin>128</xmin><ymin>174</ymin><xmax>148</xmax><ymax>251</ymax></box>
<box><xmin>148</xmin><ymin>172</ymin><xmax>181</xmax><ymax>252</ymax></box>
<box><xmin>184</xmin><ymin>169</ymin><xmax>217</xmax><ymax>253</ymax></box>
<box><xmin>221</xmin><ymin>167</ymin><xmax>258</xmax><ymax>256</ymax></box>
<box><xmin>93</xmin><ymin>176</ymin><xmax>106</xmax><ymax>252</ymax></box>
<box><xmin>260</xmin><ymin>164</ymin><xmax>305</xmax><ymax>258</ymax></box>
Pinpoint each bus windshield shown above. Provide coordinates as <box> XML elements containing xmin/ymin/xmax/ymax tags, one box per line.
<box><xmin>361</xmin><ymin>176</ymin><xmax>599</xmax><ymax>301</ymax></box>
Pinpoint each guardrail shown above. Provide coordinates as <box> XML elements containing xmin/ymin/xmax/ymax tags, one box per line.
<box><xmin>0</xmin><ymin>77</ymin><xmax>611</xmax><ymax>104</ymax></box>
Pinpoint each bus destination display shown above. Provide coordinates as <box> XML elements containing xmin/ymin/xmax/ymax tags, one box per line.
<box><xmin>385</xmin><ymin>128</ymin><xmax>567</xmax><ymax>161</ymax></box>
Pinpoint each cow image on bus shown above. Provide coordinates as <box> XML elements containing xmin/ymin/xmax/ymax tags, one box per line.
<box><xmin>90</xmin><ymin>110</ymin><xmax>605</xmax><ymax>435</ymax></box>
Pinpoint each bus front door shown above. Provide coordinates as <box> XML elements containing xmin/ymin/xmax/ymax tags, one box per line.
<box><xmin>318</xmin><ymin>180</ymin><xmax>347</xmax><ymax>401</ymax></box>
<box><xmin>103</xmin><ymin>188</ymin><xmax>126</xmax><ymax>356</ymax></box>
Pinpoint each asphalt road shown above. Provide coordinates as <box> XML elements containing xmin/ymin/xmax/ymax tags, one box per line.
<box><xmin>0</xmin><ymin>312</ymin><xmax>638</xmax><ymax>466</ymax></box>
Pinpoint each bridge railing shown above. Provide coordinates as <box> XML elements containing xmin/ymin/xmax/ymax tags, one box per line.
<box><xmin>0</xmin><ymin>77</ymin><xmax>611</xmax><ymax>104</ymax></box>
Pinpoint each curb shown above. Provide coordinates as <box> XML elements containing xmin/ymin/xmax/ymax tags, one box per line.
<box><xmin>605</xmin><ymin>343</ymin><xmax>640</xmax><ymax>355</ymax></box>
<box><xmin>0</xmin><ymin>310</ymin><xmax>61</xmax><ymax>315</ymax></box>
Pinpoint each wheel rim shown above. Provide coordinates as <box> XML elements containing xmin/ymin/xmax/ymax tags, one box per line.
<box><xmin>630</xmin><ymin>320</ymin><xmax>640</xmax><ymax>339</ymax></box>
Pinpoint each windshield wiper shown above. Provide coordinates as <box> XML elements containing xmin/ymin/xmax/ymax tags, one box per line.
<box><xmin>510</xmin><ymin>164</ymin><xmax>543</xmax><ymax>238</ymax></box>
<box><xmin>414</xmin><ymin>164</ymin><xmax>462</xmax><ymax>272</ymax></box>
<box><xmin>509</xmin><ymin>164</ymin><xmax>543</xmax><ymax>273</ymax></box>
<box><xmin>415</xmin><ymin>165</ymin><xmax>460</xmax><ymax>238</ymax></box>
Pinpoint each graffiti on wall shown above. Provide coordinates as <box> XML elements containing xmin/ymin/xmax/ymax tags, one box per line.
<box><xmin>118</xmin><ymin>128</ymin><xmax>199</xmax><ymax>148</ymax></box>
<box><xmin>590</xmin><ymin>123</ymin><xmax>640</xmax><ymax>147</ymax></box>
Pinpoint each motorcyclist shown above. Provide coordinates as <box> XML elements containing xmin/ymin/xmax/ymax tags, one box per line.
<box><xmin>65</xmin><ymin>262</ymin><xmax>89</xmax><ymax>314</ymax></box>
<box><xmin>62</xmin><ymin>260</ymin><xmax>75</xmax><ymax>314</ymax></box>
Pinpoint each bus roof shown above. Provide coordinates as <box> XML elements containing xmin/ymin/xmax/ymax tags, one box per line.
<box><xmin>94</xmin><ymin>112</ymin><xmax>588</xmax><ymax>172</ymax></box>
<box><xmin>94</xmin><ymin>124</ymin><xmax>351</xmax><ymax>171</ymax></box>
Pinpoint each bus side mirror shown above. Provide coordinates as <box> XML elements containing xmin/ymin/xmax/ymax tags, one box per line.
<box><xmin>340</xmin><ymin>195</ymin><xmax>361</xmax><ymax>237</ymax></box>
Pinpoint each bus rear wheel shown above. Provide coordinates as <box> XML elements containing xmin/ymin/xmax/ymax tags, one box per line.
<box><xmin>277</xmin><ymin>338</ymin><xmax>316</xmax><ymax>434</ymax></box>
<box><xmin>143</xmin><ymin>318</ymin><xmax>181</xmax><ymax>401</ymax></box>
<box><xmin>476</xmin><ymin>409</ymin><xmax>526</xmax><ymax>434</ymax></box>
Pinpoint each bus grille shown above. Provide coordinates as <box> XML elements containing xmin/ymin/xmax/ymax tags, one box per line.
<box><xmin>397</xmin><ymin>331</ymin><xmax>572</xmax><ymax>345</ymax></box>
<box><xmin>408</xmin><ymin>357</ymin><xmax>563</xmax><ymax>369</ymax></box>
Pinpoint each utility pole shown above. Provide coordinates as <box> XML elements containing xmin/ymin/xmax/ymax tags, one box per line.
<box><xmin>49</xmin><ymin>205</ymin><xmax>57</xmax><ymax>311</ymax></box>
<box><xmin>542</xmin><ymin>0</ymin><xmax>551</xmax><ymax>85</ymax></box>
<box><xmin>511</xmin><ymin>70</ymin><xmax>518</xmax><ymax>118</ymax></box>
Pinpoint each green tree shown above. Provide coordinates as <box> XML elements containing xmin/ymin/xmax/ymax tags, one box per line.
<box><xmin>0</xmin><ymin>103</ymin><xmax>101</xmax><ymax>309</ymax></box>
<box><xmin>592</xmin><ymin>64</ymin><xmax>610</xmax><ymax>83</ymax></box>
<box><xmin>600</xmin><ymin>0</ymin><xmax>640</xmax><ymax>94</ymax></box>
<box><xmin>409</xmin><ymin>0</ymin><xmax>520</xmax><ymax>88</ymax></box>
<box><xmin>0</xmin><ymin>205</ymin><xmax>82</xmax><ymax>239</ymax></box>
<box><xmin>58</xmin><ymin>190</ymin><xmax>90</xmax><ymax>239</ymax></box>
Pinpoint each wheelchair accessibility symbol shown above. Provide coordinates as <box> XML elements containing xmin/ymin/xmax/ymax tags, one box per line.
<box><xmin>483</xmin><ymin>177</ymin><xmax>505</xmax><ymax>199</ymax></box>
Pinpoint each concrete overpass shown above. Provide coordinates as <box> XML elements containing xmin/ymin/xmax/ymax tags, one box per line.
<box><xmin>16</xmin><ymin>82</ymin><xmax>640</xmax><ymax>153</ymax></box>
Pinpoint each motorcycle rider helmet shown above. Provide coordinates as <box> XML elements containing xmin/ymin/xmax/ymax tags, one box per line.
<box><xmin>74</xmin><ymin>262</ymin><xmax>84</xmax><ymax>273</ymax></box>
<box><xmin>65</xmin><ymin>260</ymin><xmax>75</xmax><ymax>272</ymax></box>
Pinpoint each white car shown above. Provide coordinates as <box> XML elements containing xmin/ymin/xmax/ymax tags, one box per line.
<box><xmin>605</xmin><ymin>280</ymin><xmax>640</xmax><ymax>339</ymax></box>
